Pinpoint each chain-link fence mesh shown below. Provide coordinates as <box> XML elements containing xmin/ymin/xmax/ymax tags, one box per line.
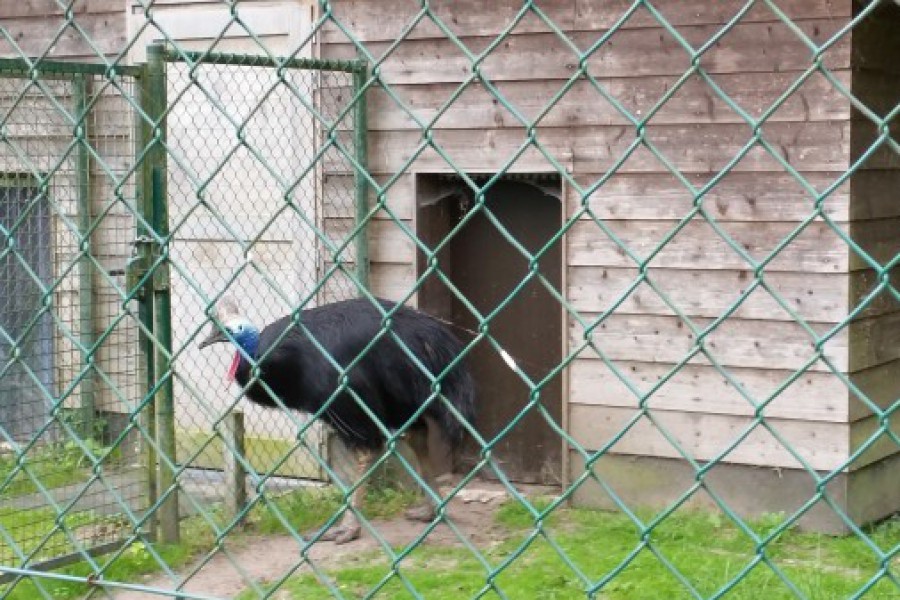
<box><xmin>0</xmin><ymin>0</ymin><xmax>898</xmax><ymax>599</ymax></box>
<box><xmin>163</xmin><ymin>53</ymin><xmax>363</xmax><ymax>517</ymax></box>
<box><xmin>0</xmin><ymin>66</ymin><xmax>148</xmax><ymax>577</ymax></box>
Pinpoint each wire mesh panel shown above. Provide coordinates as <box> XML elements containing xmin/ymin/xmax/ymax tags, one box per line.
<box><xmin>0</xmin><ymin>65</ymin><xmax>149</xmax><ymax>579</ymax></box>
<box><xmin>162</xmin><ymin>51</ymin><xmax>365</xmax><ymax>518</ymax></box>
<box><xmin>0</xmin><ymin>174</ymin><xmax>53</xmax><ymax>441</ymax></box>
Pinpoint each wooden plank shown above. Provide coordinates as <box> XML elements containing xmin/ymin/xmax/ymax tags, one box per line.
<box><xmin>320</xmin><ymin>262</ymin><xmax>416</xmax><ymax>303</ymax></box>
<box><xmin>851</xmin><ymin>121</ymin><xmax>900</xmax><ymax>171</ymax></box>
<box><xmin>848</xmin><ymin>268</ymin><xmax>900</xmax><ymax>328</ymax></box>
<box><xmin>324</xmin><ymin>216</ymin><xmax>416</xmax><ymax>264</ymax></box>
<box><xmin>851</xmin><ymin>70</ymin><xmax>900</xmax><ymax>121</ymax></box>
<box><xmin>324</xmin><ymin>19</ymin><xmax>850</xmax><ymax>83</ymax></box>
<box><xmin>568</xmin><ymin>403</ymin><xmax>848</xmax><ymax>471</ymax></box>
<box><xmin>321</xmin><ymin>0</ymin><xmax>853</xmax><ymax>43</ymax></box>
<box><xmin>0</xmin><ymin>1</ymin><xmax>122</xmax><ymax>19</ymax></box>
<box><xmin>570</xmin><ymin>311</ymin><xmax>848</xmax><ymax>371</ymax></box>
<box><xmin>567</xmin><ymin>219</ymin><xmax>849</xmax><ymax>273</ymax></box>
<box><xmin>0</xmin><ymin>13</ymin><xmax>127</xmax><ymax>58</ymax></box>
<box><xmin>567</xmin><ymin>266</ymin><xmax>850</xmax><ymax>323</ymax></box>
<box><xmin>849</xmin><ymin>359</ymin><xmax>900</xmax><ymax>421</ymax></box>
<box><xmin>223</xmin><ymin>411</ymin><xmax>248</xmax><ymax>522</ymax></box>
<box><xmin>319</xmin><ymin>262</ymin><xmax>361</xmax><ymax>303</ymax></box>
<box><xmin>849</xmin><ymin>217</ymin><xmax>900</xmax><ymax>270</ymax></box>
<box><xmin>568</xmin><ymin>358</ymin><xmax>848</xmax><ymax>422</ymax></box>
<box><xmin>322</xmin><ymin>172</ymin><xmax>416</xmax><ymax>220</ymax></box>
<box><xmin>575</xmin><ymin>171</ymin><xmax>853</xmax><ymax>222</ymax></box>
<box><xmin>364</xmin><ymin>121</ymin><xmax>852</xmax><ymax>176</ymax></box>
<box><xmin>323</xmin><ymin>171</ymin><xmax>855</xmax><ymax>223</ymax></box>
<box><xmin>849</xmin><ymin>311</ymin><xmax>900</xmax><ymax>372</ymax></box>
<box><xmin>363</xmin><ymin>71</ymin><xmax>852</xmax><ymax>131</ymax></box>
<box><xmin>849</xmin><ymin>411</ymin><xmax>900</xmax><ymax>471</ymax></box>
<box><xmin>569</xmin><ymin>264</ymin><xmax>892</xmax><ymax>321</ymax></box>
<box><xmin>128</xmin><ymin>2</ymin><xmax>298</xmax><ymax>41</ymax></box>
<box><xmin>850</xmin><ymin>170</ymin><xmax>900</xmax><ymax>221</ymax></box>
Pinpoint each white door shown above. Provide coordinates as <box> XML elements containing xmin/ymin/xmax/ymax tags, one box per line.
<box><xmin>128</xmin><ymin>0</ymin><xmax>329</xmax><ymax>480</ymax></box>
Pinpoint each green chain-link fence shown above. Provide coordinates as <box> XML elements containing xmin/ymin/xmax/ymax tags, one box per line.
<box><xmin>0</xmin><ymin>62</ymin><xmax>148</xmax><ymax>581</ymax></box>
<box><xmin>0</xmin><ymin>0</ymin><xmax>898</xmax><ymax>598</ymax></box>
<box><xmin>161</xmin><ymin>48</ymin><xmax>368</xmax><ymax>526</ymax></box>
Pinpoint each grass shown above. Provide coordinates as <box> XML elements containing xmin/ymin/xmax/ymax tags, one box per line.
<box><xmin>0</xmin><ymin>514</ymin><xmax>214</xmax><ymax>600</ymax></box>
<box><xmin>250</xmin><ymin>498</ymin><xmax>900</xmax><ymax>599</ymax></box>
<box><xmin>0</xmin><ymin>438</ymin><xmax>132</xmax><ymax>571</ymax></box>
<box><xmin>0</xmin><ymin>483</ymin><xmax>419</xmax><ymax>599</ymax></box>
<box><xmin>3</xmin><ymin>485</ymin><xmax>896</xmax><ymax>599</ymax></box>
<box><xmin>246</xmin><ymin>483</ymin><xmax>420</xmax><ymax>535</ymax></box>
<box><xmin>0</xmin><ymin>506</ymin><xmax>98</xmax><ymax>564</ymax></box>
<box><xmin>0</xmin><ymin>439</ymin><xmax>119</xmax><ymax>499</ymax></box>
<box><xmin>176</xmin><ymin>430</ymin><xmax>324</xmax><ymax>479</ymax></box>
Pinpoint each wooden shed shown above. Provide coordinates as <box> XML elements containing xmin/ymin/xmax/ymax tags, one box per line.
<box><xmin>317</xmin><ymin>0</ymin><xmax>900</xmax><ymax>532</ymax></box>
<box><xmin>3</xmin><ymin>0</ymin><xmax>897</xmax><ymax>534</ymax></box>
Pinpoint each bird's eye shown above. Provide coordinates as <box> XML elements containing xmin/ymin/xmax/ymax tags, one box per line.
<box><xmin>234</xmin><ymin>324</ymin><xmax>244</xmax><ymax>333</ymax></box>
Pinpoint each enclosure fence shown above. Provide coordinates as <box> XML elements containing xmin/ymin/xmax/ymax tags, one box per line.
<box><xmin>0</xmin><ymin>1</ymin><xmax>898</xmax><ymax>599</ymax></box>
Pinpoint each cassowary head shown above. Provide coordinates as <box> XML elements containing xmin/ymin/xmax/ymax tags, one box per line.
<box><xmin>199</xmin><ymin>298</ymin><xmax>261</xmax><ymax>379</ymax></box>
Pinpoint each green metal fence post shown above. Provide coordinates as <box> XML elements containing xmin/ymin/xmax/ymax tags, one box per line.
<box><xmin>74</xmin><ymin>73</ymin><xmax>96</xmax><ymax>441</ymax></box>
<box><xmin>146</xmin><ymin>42</ymin><xmax>179</xmax><ymax>544</ymax></box>
<box><xmin>132</xmin><ymin>62</ymin><xmax>159</xmax><ymax>541</ymax></box>
<box><xmin>353</xmin><ymin>61</ymin><xmax>370</xmax><ymax>292</ymax></box>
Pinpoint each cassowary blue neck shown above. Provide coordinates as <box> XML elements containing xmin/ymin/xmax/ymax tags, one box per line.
<box><xmin>226</xmin><ymin>325</ymin><xmax>260</xmax><ymax>383</ymax></box>
<box><xmin>234</xmin><ymin>337</ymin><xmax>259</xmax><ymax>362</ymax></box>
<box><xmin>228</xmin><ymin>322</ymin><xmax>261</xmax><ymax>363</ymax></box>
<box><xmin>234</xmin><ymin>331</ymin><xmax>260</xmax><ymax>359</ymax></box>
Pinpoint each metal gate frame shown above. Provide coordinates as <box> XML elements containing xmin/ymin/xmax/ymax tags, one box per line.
<box><xmin>134</xmin><ymin>43</ymin><xmax>370</xmax><ymax>545</ymax></box>
<box><xmin>0</xmin><ymin>56</ymin><xmax>149</xmax><ymax>583</ymax></box>
<box><xmin>0</xmin><ymin>43</ymin><xmax>369</xmax><ymax>580</ymax></box>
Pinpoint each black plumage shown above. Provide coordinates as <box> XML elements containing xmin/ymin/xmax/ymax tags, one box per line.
<box><xmin>200</xmin><ymin>297</ymin><xmax>476</xmax><ymax>543</ymax></box>
<box><xmin>206</xmin><ymin>298</ymin><xmax>476</xmax><ymax>452</ymax></box>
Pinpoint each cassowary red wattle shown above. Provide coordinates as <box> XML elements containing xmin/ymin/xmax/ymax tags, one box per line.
<box><xmin>198</xmin><ymin>296</ymin><xmax>477</xmax><ymax>544</ymax></box>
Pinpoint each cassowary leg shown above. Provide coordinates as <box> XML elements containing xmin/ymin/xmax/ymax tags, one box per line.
<box><xmin>404</xmin><ymin>426</ymin><xmax>439</xmax><ymax>522</ymax></box>
<box><xmin>321</xmin><ymin>447</ymin><xmax>375</xmax><ymax>544</ymax></box>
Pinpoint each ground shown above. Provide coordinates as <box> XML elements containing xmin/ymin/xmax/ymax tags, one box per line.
<box><xmin>106</xmin><ymin>480</ymin><xmax>899</xmax><ymax>600</ymax></box>
<box><xmin>2</xmin><ymin>468</ymin><xmax>896</xmax><ymax>600</ymax></box>
<box><xmin>114</xmin><ymin>483</ymin><xmax>520</xmax><ymax>599</ymax></box>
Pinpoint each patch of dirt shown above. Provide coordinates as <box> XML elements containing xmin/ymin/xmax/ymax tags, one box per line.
<box><xmin>114</xmin><ymin>482</ymin><xmax>549</xmax><ymax>599</ymax></box>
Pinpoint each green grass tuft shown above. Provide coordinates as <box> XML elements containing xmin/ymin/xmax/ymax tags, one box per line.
<box><xmin>0</xmin><ymin>439</ymin><xmax>121</xmax><ymax>499</ymax></box>
<box><xmin>6</xmin><ymin>486</ymin><xmax>897</xmax><ymax>600</ymax></box>
<box><xmin>252</xmin><ymin>501</ymin><xmax>900</xmax><ymax>599</ymax></box>
<box><xmin>246</xmin><ymin>484</ymin><xmax>421</xmax><ymax>535</ymax></box>
<box><xmin>1</xmin><ymin>483</ymin><xmax>420</xmax><ymax>599</ymax></box>
<box><xmin>0</xmin><ymin>511</ymin><xmax>216</xmax><ymax>600</ymax></box>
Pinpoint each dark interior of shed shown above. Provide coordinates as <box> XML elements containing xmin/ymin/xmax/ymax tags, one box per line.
<box><xmin>416</xmin><ymin>173</ymin><xmax>564</xmax><ymax>485</ymax></box>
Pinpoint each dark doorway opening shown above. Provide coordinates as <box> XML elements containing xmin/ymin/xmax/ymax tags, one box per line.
<box><xmin>417</xmin><ymin>174</ymin><xmax>563</xmax><ymax>485</ymax></box>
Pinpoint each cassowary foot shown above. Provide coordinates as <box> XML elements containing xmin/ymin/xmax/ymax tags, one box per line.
<box><xmin>319</xmin><ymin>523</ymin><xmax>361</xmax><ymax>544</ymax></box>
<box><xmin>404</xmin><ymin>503</ymin><xmax>436</xmax><ymax>522</ymax></box>
<box><xmin>320</xmin><ymin>513</ymin><xmax>361</xmax><ymax>544</ymax></box>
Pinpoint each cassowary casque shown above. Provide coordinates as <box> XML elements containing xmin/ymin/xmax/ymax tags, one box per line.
<box><xmin>199</xmin><ymin>296</ymin><xmax>476</xmax><ymax>544</ymax></box>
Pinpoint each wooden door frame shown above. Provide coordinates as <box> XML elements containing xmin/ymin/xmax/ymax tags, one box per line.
<box><xmin>412</xmin><ymin>169</ymin><xmax>570</xmax><ymax>488</ymax></box>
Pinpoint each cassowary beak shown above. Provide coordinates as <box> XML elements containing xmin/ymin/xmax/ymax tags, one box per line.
<box><xmin>198</xmin><ymin>326</ymin><xmax>229</xmax><ymax>349</ymax></box>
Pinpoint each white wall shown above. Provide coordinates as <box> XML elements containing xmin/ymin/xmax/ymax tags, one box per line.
<box><xmin>127</xmin><ymin>0</ymin><xmax>328</xmax><ymax>479</ymax></box>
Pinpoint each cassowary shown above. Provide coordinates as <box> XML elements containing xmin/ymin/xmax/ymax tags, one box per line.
<box><xmin>199</xmin><ymin>297</ymin><xmax>476</xmax><ymax>544</ymax></box>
